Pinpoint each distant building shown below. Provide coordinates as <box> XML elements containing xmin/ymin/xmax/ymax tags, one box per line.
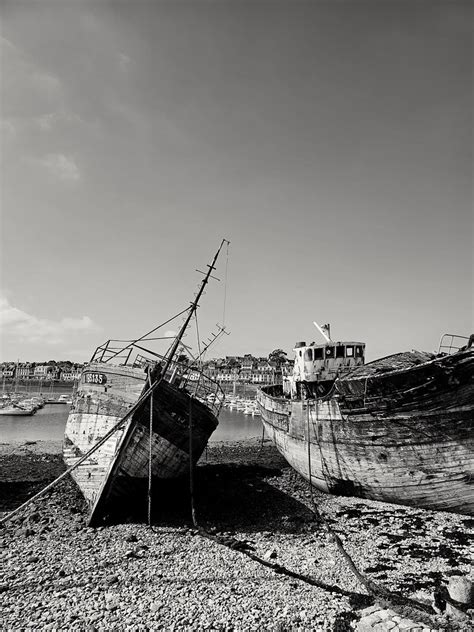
<box><xmin>16</xmin><ymin>364</ymin><xmax>32</xmax><ymax>379</ymax></box>
<box><xmin>61</xmin><ymin>368</ymin><xmax>83</xmax><ymax>381</ymax></box>
<box><xmin>34</xmin><ymin>364</ymin><xmax>49</xmax><ymax>377</ymax></box>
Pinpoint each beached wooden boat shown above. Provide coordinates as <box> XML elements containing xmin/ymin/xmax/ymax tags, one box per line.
<box><xmin>63</xmin><ymin>241</ymin><xmax>228</xmax><ymax>525</ymax></box>
<box><xmin>257</xmin><ymin>329</ymin><xmax>474</xmax><ymax>515</ymax></box>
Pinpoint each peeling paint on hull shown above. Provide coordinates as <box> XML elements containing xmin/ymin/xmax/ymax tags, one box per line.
<box><xmin>64</xmin><ymin>363</ymin><xmax>218</xmax><ymax>525</ymax></box>
<box><xmin>257</xmin><ymin>348</ymin><xmax>474</xmax><ymax>515</ymax></box>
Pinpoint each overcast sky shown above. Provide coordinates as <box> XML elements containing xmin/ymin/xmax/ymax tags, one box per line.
<box><xmin>1</xmin><ymin>0</ymin><xmax>472</xmax><ymax>363</ymax></box>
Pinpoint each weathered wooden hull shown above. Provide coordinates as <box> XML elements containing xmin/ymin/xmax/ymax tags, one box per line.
<box><xmin>257</xmin><ymin>349</ymin><xmax>474</xmax><ymax>515</ymax></box>
<box><xmin>64</xmin><ymin>363</ymin><xmax>219</xmax><ymax>525</ymax></box>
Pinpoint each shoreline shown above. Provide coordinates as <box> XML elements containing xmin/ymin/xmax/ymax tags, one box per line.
<box><xmin>1</xmin><ymin>439</ymin><xmax>472</xmax><ymax>630</ymax></box>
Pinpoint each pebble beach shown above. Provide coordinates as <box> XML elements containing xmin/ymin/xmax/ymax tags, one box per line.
<box><xmin>0</xmin><ymin>438</ymin><xmax>472</xmax><ymax>631</ymax></box>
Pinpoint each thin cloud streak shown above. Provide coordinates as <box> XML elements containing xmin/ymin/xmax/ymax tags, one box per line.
<box><xmin>0</xmin><ymin>295</ymin><xmax>100</xmax><ymax>346</ymax></box>
<box><xmin>38</xmin><ymin>153</ymin><xmax>81</xmax><ymax>181</ymax></box>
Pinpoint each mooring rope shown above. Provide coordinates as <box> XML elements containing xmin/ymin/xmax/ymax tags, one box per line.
<box><xmin>0</xmin><ymin>369</ymin><xmax>171</xmax><ymax>527</ymax></box>
<box><xmin>189</xmin><ymin>398</ymin><xmax>197</xmax><ymax>528</ymax></box>
<box><xmin>182</xmin><ymin>404</ymin><xmax>433</xmax><ymax>622</ymax></box>
<box><xmin>187</xmin><ymin>311</ymin><xmax>203</xmax><ymax>528</ymax></box>
<box><xmin>305</xmin><ymin>397</ymin><xmax>381</xmax><ymax>596</ymax></box>
<box><xmin>147</xmin><ymin>368</ymin><xmax>153</xmax><ymax>527</ymax></box>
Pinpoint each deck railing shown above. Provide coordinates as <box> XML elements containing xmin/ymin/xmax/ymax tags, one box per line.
<box><xmin>438</xmin><ymin>333</ymin><xmax>470</xmax><ymax>355</ymax></box>
<box><xmin>90</xmin><ymin>340</ymin><xmax>224</xmax><ymax>417</ymax></box>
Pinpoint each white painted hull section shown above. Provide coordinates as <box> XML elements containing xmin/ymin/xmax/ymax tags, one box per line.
<box><xmin>63</xmin><ymin>412</ymin><xmax>129</xmax><ymax>508</ymax></box>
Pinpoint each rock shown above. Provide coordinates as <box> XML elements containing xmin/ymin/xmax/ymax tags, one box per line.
<box><xmin>105</xmin><ymin>575</ymin><xmax>119</xmax><ymax>585</ymax></box>
<box><xmin>124</xmin><ymin>534</ymin><xmax>138</xmax><ymax>543</ymax></box>
<box><xmin>0</xmin><ymin>583</ymin><xmax>9</xmax><ymax>593</ymax></box>
<box><xmin>23</xmin><ymin>528</ymin><xmax>36</xmax><ymax>537</ymax></box>
<box><xmin>263</xmin><ymin>548</ymin><xmax>277</xmax><ymax>560</ymax></box>
<box><xmin>447</xmin><ymin>576</ymin><xmax>474</xmax><ymax>605</ymax></box>
<box><xmin>445</xmin><ymin>601</ymin><xmax>471</xmax><ymax>622</ymax></box>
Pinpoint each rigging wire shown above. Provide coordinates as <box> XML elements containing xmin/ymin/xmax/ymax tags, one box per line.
<box><xmin>221</xmin><ymin>240</ymin><xmax>230</xmax><ymax>328</ymax></box>
<box><xmin>95</xmin><ymin>306</ymin><xmax>191</xmax><ymax>364</ymax></box>
<box><xmin>195</xmin><ymin>312</ymin><xmax>202</xmax><ymax>369</ymax></box>
<box><xmin>188</xmin><ymin>311</ymin><xmax>202</xmax><ymax>527</ymax></box>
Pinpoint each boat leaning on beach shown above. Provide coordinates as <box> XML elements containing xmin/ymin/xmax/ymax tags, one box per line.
<box><xmin>63</xmin><ymin>241</ymin><xmax>229</xmax><ymax>526</ymax></box>
<box><xmin>257</xmin><ymin>330</ymin><xmax>474</xmax><ymax>515</ymax></box>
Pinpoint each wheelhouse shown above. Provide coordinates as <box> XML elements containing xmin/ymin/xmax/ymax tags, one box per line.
<box><xmin>292</xmin><ymin>340</ymin><xmax>365</xmax><ymax>384</ymax></box>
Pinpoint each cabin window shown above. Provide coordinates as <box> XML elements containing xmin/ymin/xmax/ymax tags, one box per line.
<box><xmin>325</xmin><ymin>346</ymin><xmax>335</xmax><ymax>358</ymax></box>
<box><xmin>346</xmin><ymin>346</ymin><xmax>354</xmax><ymax>357</ymax></box>
<box><xmin>304</xmin><ymin>349</ymin><xmax>313</xmax><ymax>361</ymax></box>
<box><xmin>356</xmin><ymin>346</ymin><xmax>364</xmax><ymax>358</ymax></box>
<box><xmin>336</xmin><ymin>345</ymin><xmax>345</xmax><ymax>358</ymax></box>
<box><xmin>314</xmin><ymin>347</ymin><xmax>324</xmax><ymax>360</ymax></box>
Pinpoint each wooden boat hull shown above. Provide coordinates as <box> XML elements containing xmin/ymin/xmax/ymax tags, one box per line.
<box><xmin>64</xmin><ymin>363</ymin><xmax>219</xmax><ymax>525</ymax></box>
<box><xmin>257</xmin><ymin>349</ymin><xmax>474</xmax><ymax>515</ymax></box>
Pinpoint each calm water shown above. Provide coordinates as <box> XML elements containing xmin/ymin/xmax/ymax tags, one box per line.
<box><xmin>0</xmin><ymin>403</ymin><xmax>263</xmax><ymax>445</ymax></box>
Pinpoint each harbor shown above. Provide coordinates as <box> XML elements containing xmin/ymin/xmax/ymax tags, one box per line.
<box><xmin>0</xmin><ymin>265</ymin><xmax>473</xmax><ymax>630</ymax></box>
<box><xmin>1</xmin><ymin>304</ymin><xmax>472</xmax><ymax>631</ymax></box>
<box><xmin>2</xmin><ymin>1</ymin><xmax>472</xmax><ymax>630</ymax></box>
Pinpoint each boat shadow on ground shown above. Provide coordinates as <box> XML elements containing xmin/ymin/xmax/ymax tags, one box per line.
<box><xmin>108</xmin><ymin>462</ymin><xmax>319</xmax><ymax>535</ymax></box>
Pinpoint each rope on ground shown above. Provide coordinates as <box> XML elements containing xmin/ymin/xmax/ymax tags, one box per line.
<box><xmin>305</xmin><ymin>398</ymin><xmax>383</xmax><ymax>596</ymax></box>
<box><xmin>0</xmin><ymin>369</ymin><xmax>169</xmax><ymax>527</ymax></box>
<box><xmin>301</xmin><ymin>399</ymin><xmax>442</xmax><ymax>619</ymax></box>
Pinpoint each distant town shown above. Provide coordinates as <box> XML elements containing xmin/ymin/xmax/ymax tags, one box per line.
<box><xmin>0</xmin><ymin>350</ymin><xmax>294</xmax><ymax>384</ymax></box>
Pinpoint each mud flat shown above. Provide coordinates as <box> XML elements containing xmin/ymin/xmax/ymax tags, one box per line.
<box><xmin>1</xmin><ymin>439</ymin><xmax>472</xmax><ymax>631</ymax></box>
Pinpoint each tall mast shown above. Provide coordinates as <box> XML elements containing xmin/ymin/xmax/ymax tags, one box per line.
<box><xmin>165</xmin><ymin>239</ymin><xmax>230</xmax><ymax>365</ymax></box>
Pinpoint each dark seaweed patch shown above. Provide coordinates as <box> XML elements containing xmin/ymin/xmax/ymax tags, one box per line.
<box><xmin>364</xmin><ymin>563</ymin><xmax>394</xmax><ymax>573</ymax></box>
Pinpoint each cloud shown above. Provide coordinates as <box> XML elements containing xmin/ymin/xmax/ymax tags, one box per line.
<box><xmin>39</xmin><ymin>153</ymin><xmax>81</xmax><ymax>182</ymax></box>
<box><xmin>35</xmin><ymin>110</ymin><xmax>83</xmax><ymax>132</ymax></box>
<box><xmin>0</xmin><ymin>295</ymin><xmax>100</xmax><ymax>345</ymax></box>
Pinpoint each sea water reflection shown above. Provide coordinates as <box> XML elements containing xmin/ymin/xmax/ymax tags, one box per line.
<box><xmin>0</xmin><ymin>403</ymin><xmax>263</xmax><ymax>445</ymax></box>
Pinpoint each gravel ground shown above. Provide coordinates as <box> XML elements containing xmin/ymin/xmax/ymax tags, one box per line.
<box><xmin>0</xmin><ymin>438</ymin><xmax>472</xmax><ymax>631</ymax></box>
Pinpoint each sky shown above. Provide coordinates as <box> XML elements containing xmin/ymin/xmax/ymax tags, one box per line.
<box><xmin>1</xmin><ymin>0</ymin><xmax>472</xmax><ymax>364</ymax></box>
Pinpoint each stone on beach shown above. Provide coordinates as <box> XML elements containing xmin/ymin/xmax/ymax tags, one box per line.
<box><xmin>0</xmin><ymin>439</ymin><xmax>472</xmax><ymax>631</ymax></box>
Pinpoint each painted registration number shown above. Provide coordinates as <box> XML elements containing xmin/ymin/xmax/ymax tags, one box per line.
<box><xmin>83</xmin><ymin>372</ymin><xmax>107</xmax><ymax>385</ymax></box>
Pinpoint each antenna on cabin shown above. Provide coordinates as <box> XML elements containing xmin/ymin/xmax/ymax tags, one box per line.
<box><xmin>313</xmin><ymin>321</ymin><xmax>332</xmax><ymax>343</ymax></box>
